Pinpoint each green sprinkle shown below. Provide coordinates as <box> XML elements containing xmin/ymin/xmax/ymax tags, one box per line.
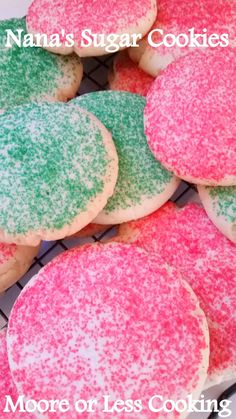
<box><xmin>75</xmin><ymin>91</ymin><xmax>174</xmax><ymax>214</ymax></box>
<box><xmin>0</xmin><ymin>102</ymin><xmax>109</xmax><ymax>234</ymax></box>
<box><xmin>208</xmin><ymin>186</ymin><xmax>236</xmax><ymax>223</ymax></box>
<box><xmin>0</xmin><ymin>18</ymin><xmax>80</xmax><ymax>110</ymax></box>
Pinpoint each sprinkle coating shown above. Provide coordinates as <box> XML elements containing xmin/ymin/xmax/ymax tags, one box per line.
<box><xmin>0</xmin><ymin>329</ymin><xmax>29</xmax><ymax>418</ymax></box>
<box><xmin>198</xmin><ymin>185</ymin><xmax>236</xmax><ymax>243</ymax></box>
<box><xmin>201</xmin><ymin>186</ymin><xmax>236</xmax><ymax>224</ymax></box>
<box><xmin>0</xmin><ymin>18</ymin><xmax>82</xmax><ymax>111</ymax></box>
<box><xmin>117</xmin><ymin>203</ymin><xmax>236</xmax><ymax>386</ymax></box>
<box><xmin>74</xmin><ymin>91</ymin><xmax>178</xmax><ymax>223</ymax></box>
<box><xmin>0</xmin><ymin>243</ymin><xmax>16</xmax><ymax>265</ymax></box>
<box><xmin>27</xmin><ymin>0</ymin><xmax>157</xmax><ymax>55</ymax></box>
<box><xmin>145</xmin><ymin>49</ymin><xmax>236</xmax><ymax>185</ymax></box>
<box><xmin>7</xmin><ymin>243</ymin><xmax>208</xmax><ymax>418</ymax></box>
<box><xmin>109</xmin><ymin>51</ymin><xmax>154</xmax><ymax>96</ymax></box>
<box><xmin>0</xmin><ymin>102</ymin><xmax>117</xmax><ymax>244</ymax></box>
<box><xmin>134</xmin><ymin>0</ymin><xmax>236</xmax><ymax>76</ymax></box>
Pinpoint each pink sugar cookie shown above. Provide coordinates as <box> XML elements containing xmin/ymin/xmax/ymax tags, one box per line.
<box><xmin>108</xmin><ymin>51</ymin><xmax>154</xmax><ymax>96</ymax></box>
<box><xmin>7</xmin><ymin>243</ymin><xmax>209</xmax><ymax>418</ymax></box>
<box><xmin>0</xmin><ymin>242</ymin><xmax>39</xmax><ymax>293</ymax></box>
<box><xmin>145</xmin><ymin>48</ymin><xmax>236</xmax><ymax>186</ymax></box>
<box><xmin>26</xmin><ymin>0</ymin><xmax>157</xmax><ymax>56</ymax></box>
<box><xmin>116</xmin><ymin>202</ymin><xmax>236</xmax><ymax>387</ymax></box>
<box><xmin>129</xmin><ymin>0</ymin><xmax>236</xmax><ymax>76</ymax></box>
<box><xmin>0</xmin><ymin>328</ymin><xmax>31</xmax><ymax>418</ymax></box>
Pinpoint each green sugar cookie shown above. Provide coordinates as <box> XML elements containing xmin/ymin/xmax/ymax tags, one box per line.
<box><xmin>74</xmin><ymin>91</ymin><xmax>179</xmax><ymax>224</ymax></box>
<box><xmin>0</xmin><ymin>102</ymin><xmax>118</xmax><ymax>245</ymax></box>
<box><xmin>198</xmin><ymin>185</ymin><xmax>236</xmax><ymax>243</ymax></box>
<box><xmin>0</xmin><ymin>18</ymin><xmax>83</xmax><ymax>112</ymax></box>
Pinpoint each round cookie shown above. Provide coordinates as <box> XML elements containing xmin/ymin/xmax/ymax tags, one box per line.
<box><xmin>0</xmin><ymin>242</ymin><xmax>39</xmax><ymax>293</ymax></box>
<box><xmin>128</xmin><ymin>0</ymin><xmax>236</xmax><ymax>76</ymax></box>
<box><xmin>115</xmin><ymin>202</ymin><xmax>236</xmax><ymax>387</ymax></box>
<box><xmin>73</xmin><ymin>91</ymin><xmax>179</xmax><ymax>224</ymax></box>
<box><xmin>0</xmin><ymin>18</ymin><xmax>83</xmax><ymax>113</ymax></box>
<box><xmin>198</xmin><ymin>185</ymin><xmax>236</xmax><ymax>243</ymax></box>
<box><xmin>7</xmin><ymin>243</ymin><xmax>209</xmax><ymax>418</ymax></box>
<box><xmin>145</xmin><ymin>49</ymin><xmax>236</xmax><ymax>186</ymax></box>
<box><xmin>26</xmin><ymin>0</ymin><xmax>157</xmax><ymax>56</ymax></box>
<box><xmin>0</xmin><ymin>102</ymin><xmax>118</xmax><ymax>245</ymax></box>
<box><xmin>108</xmin><ymin>51</ymin><xmax>154</xmax><ymax>96</ymax></box>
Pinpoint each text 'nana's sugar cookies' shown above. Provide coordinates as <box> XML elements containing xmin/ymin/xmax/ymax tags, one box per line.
<box><xmin>0</xmin><ymin>102</ymin><xmax>118</xmax><ymax>245</ymax></box>
<box><xmin>26</xmin><ymin>0</ymin><xmax>157</xmax><ymax>56</ymax></box>
<box><xmin>116</xmin><ymin>202</ymin><xmax>236</xmax><ymax>387</ymax></box>
<box><xmin>145</xmin><ymin>49</ymin><xmax>236</xmax><ymax>186</ymax></box>
<box><xmin>0</xmin><ymin>18</ymin><xmax>83</xmax><ymax>112</ymax></box>
<box><xmin>7</xmin><ymin>243</ymin><xmax>209</xmax><ymax>418</ymax></box>
<box><xmin>198</xmin><ymin>185</ymin><xmax>236</xmax><ymax>243</ymax></box>
<box><xmin>74</xmin><ymin>91</ymin><xmax>179</xmax><ymax>224</ymax></box>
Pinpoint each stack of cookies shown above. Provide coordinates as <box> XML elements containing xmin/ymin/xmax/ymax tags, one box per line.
<box><xmin>0</xmin><ymin>0</ymin><xmax>235</xmax><ymax>417</ymax></box>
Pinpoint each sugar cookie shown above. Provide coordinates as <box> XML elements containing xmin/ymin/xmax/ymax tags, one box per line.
<box><xmin>145</xmin><ymin>49</ymin><xmax>236</xmax><ymax>185</ymax></box>
<box><xmin>0</xmin><ymin>18</ymin><xmax>83</xmax><ymax>112</ymax></box>
<box><xmin>198</xmin><ymin>185</ymin><xmax>236</xmax><ymax>243</ymax></box>
<box><xmin>74</xmin><ymin>91</ymin><xmax>179</xmax><ymax>224</ymax></box>
<box><xmin>0</xmin><ymin>242</ymin><xmax>39</xmax><ymax>293</ymax></box>
<box><xmin>0</xmin><ymin>102</ymin><xmax>118</xmax><ymax>245</ymax></box>
<box><xmin>129</xmin><ymin>0</ymin><xmax>236</xmax><ymax>76</ymax></box>
<box><xmin>26</xmin><ymin>0</ymin><xmax>157</xmax><ymax>56</ymax></box>
<box><xmin>7</xmin><ymin>243</ymin><xmax>209</xmax><ymax>418</ymax></box>
<box><xmin>108</xmin><ymin>51</ymin><xmax>154</xmax><ymax>96</ymax></box>
<box><xmin>116</xmin><ymin>202</ymin><xmax>236</xmax><ymax>387</ymax></box>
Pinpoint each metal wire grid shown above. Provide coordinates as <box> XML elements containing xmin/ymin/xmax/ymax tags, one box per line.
<box><xmin>0</xmin><ymin>54</ymin><xmax>199</xmax><ymax>328</ymax></box>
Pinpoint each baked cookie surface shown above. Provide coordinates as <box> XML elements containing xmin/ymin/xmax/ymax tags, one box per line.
<box><xmin>26</xmin><ymin>0</ymin><xmax>157</xmax><ymax>56</ymax></box>
<box><xmin>116</xmin><ymin>202</ymin><xmax>236</xmax><ymax>387</ymax></box>
<box><xmin>0</xmin><ymin>18</ymin><xmax>83</xmax><ymax>112</ymax></box>
<box><xmin>198</xmin><ymin>185</ymin><xmax>236</xmax><ymax>243</ymax></box>
<box><xmin>74</xmin><ymin>91</ymin><xmax>179</xmax><ymax>224</ymax></box>
<box><xmin>129</xmin><ymin>0</ymin><xmax>236</xmax><ymax>76</ymax></box>
<box><xmin>7</xmin><ymin>243</ymin><xmax>209</xmax><ymax>418</ymax></box>
<box><xmin>109</xmin><ymin>51</ymin><xmax>154</xmax><ymax>96</ymax></box>
<box><xmin>0</xmin><ymin>102</ymin><xmax>118</xmax><ymax>245</ymax></box>
<box><xmin>145</xmin><ymin>49</ymin><xmax>236</xmax><ymax>185</ymax></box>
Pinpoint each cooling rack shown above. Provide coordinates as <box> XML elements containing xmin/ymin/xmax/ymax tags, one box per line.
<box><xmin>0</xmin><ymin>54</ymin><xmax>234</xmax><ymax>419</ymax></box>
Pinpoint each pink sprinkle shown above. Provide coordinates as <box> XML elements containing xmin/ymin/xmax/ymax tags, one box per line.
<box><xmin>0</xmin><ymin>329</ymin><xmax>30</xmax><ymax>418</ymax></box>
<box><xmin>145</xmin><ymin>48</ymin><xmax>236</xmax><ymax>184</ymax></box>
<box><xmin>27</xmin><ymin>0</ymin><xmax>156</xmax><ymax>46</ymax></box>
<box><xmin>138</xmin><ymin>0</ymin><xmax>236</xmax><ymax>72</ymax></box>
<box><xmin>109</xmin><ymin>51</ymin><xmax>154</xmax><ymax>96</ymax></box>
<box><xmin>8</xmin><ymin>243</ymin><xmax>208</xmax><ymax>418</ymax></box>
<box><xmin>0</xmin><ymin>243</ymin><xmax>16</xmax><ymax>265</ymax></box>
<box><xmin>118</xmin><ymin>202</ymin><xmax>236</xmax><ymax>384</ymax></box>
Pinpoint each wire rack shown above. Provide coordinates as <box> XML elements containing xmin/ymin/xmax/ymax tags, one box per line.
<box><xmin>1</xmin><ymin>54</ymin><xmax>233</xmax><ymax>419</ymax></box>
